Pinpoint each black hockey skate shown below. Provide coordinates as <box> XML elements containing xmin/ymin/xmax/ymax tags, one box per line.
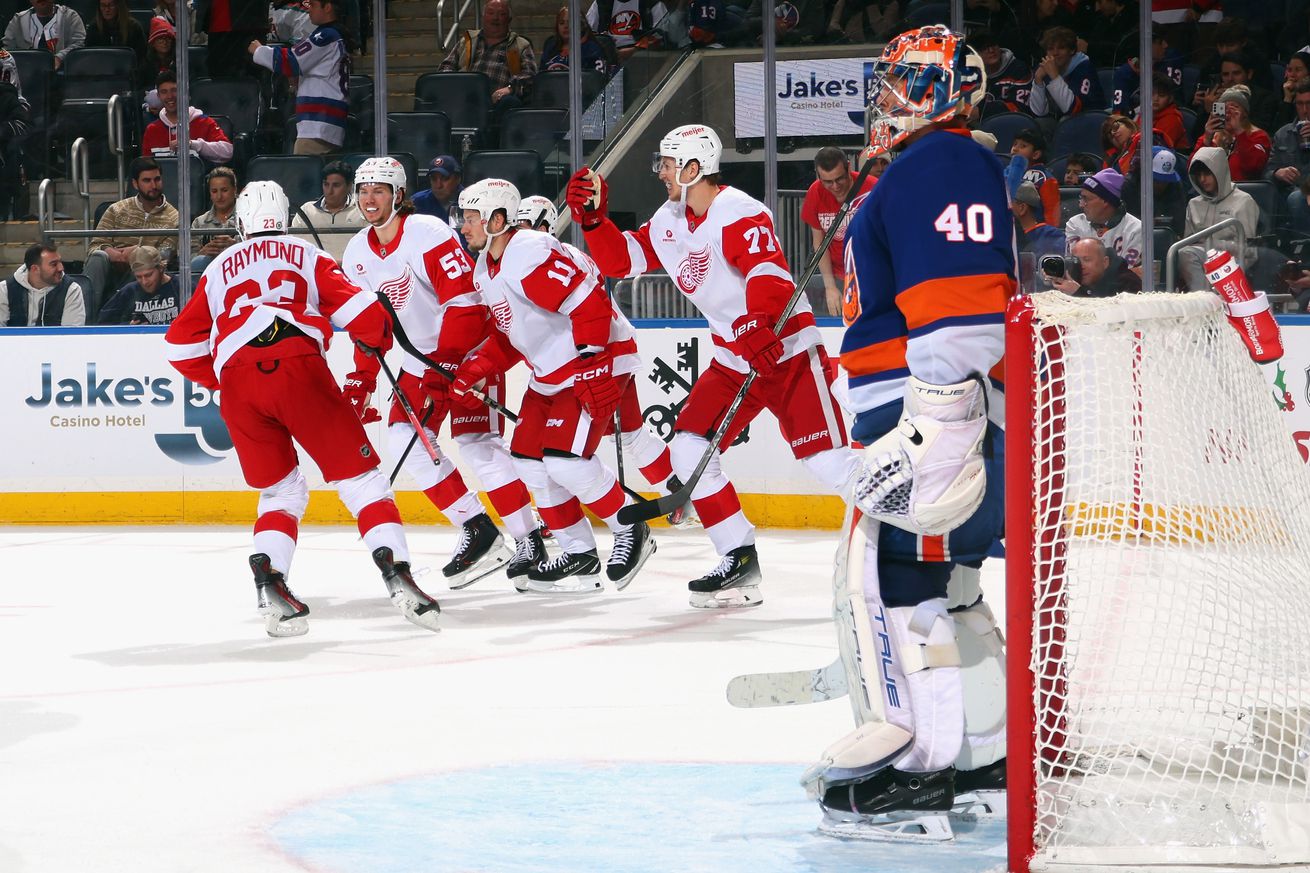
<box><xmin>507</xmin><ymin>527</ymin><xmax>548</xmax><ymax>592</ymax></box>
<box><xmin>443</xmin><ymin>512</ymin><xmax>512</xmax><ymax>589</ymax></box>
<box><xmin>818</xmin><ymin>767</ymin><xmax>956</xmax><ymax>844</ymax></box>
<box><xmin>250</xmin><ymin>553</ymin><xmax>309</xmax><ymax>638</ymax></box>
<box><xmin>664</xmin><ymin>476</ymin><xmax>699</xmax><ymax>527</ymax></box>
<box><xmin>606</xmin><ymin>522</ymin><xmax>656</xmax><ymax>590</ymax></box>
<box><xmin>526</xmin><ymin>549</ymin><xmax>602</xmax><ymax>594</ymax></box>
<box><xmin>688</xmin><ymin>544</ymin><xmax>763</xmax><ymax>608</ymax></box>
<box><xmin>373</xmin><ymin>547</ymin><xmax>441</xmax><ymax>632</ymax></box>
<box><xmin>951</xmin><ymin>757</ymin><xmax>1005</xmax><ymax>819</ymax></box>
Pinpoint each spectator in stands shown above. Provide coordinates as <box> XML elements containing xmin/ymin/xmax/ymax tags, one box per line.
<box><xmin>1144</xmin><ymin>70</ymin><xmax>1189</xmax><ymax>150</ymax></box>
<box><xmin>1028</xmin><ymin>26</ymin><xmax>1106</xmax><ymax>120</ymax></box>
<box><xmin>84</xmin><ymin>156</ymin><xmax>180</xmax><ymax>310</ymax></box>
<box><xmin>437</xmin><ymin>0</ymin><xmax>537</xmax><ymax>130</ymax></box>
<box><xmin>140</xmin><ymin>17</ymin><xmax>175</xmax><ymax>87</ymax></box>
<box><xmin>1196</xmin><ymin>18</ymin><xmax>1273</xmax><ymax>96</ymax></box>
<box><xmin>96</xmin><ymin>245</ymin><xmax>180</xmax><ymax>324</ymax></box>
<box><xmin>1085</xmin><ymin>0</ymin><xmax>1137</xmax><ymax>68</ymax></box>
<box><xmin>1110</xmin><ymin>28</ymin><xmax>1184</xmax><ymax>116</ymax></box>
<box><xmin>1011</xmin><ymin>129</ymin><xmax>1059</xmax><ymax>226</ymax></box>
<box><xmin>541</xmin><ymin>5</ymin><xmax>614</xmax><ymax>75</ymax></box>
<box><xmin>586</xmin><ymin>0</ymin><xmax>667</xmax><ymax>60</ymax></box>
<box><xmin>1046</xmin><ymin>237</ymin><xmax>1142</xmax><ymax>296</ymax></box>
<box><xmin>271</xmin><ymin>0</ymin><xmax>314</xmax><ymax>43</ymax></box>
<box><xmin>1267</xmin><ymin>83</ymin><xmax>1310</xmax><ymax>234</ymax></box>
<box><xmin>1122</xmin><ymin>144</ymin><xmax>1187</xmax><ymax>235</ymax></box>
<box><xmin>203</xmin><ymin>0</ymin><xmax>269</xmax><ymax>78</ymax></box>
<box><xmin>2</xmin><ymin>0</ymin><xmax>86</xmax><ymax>69</ymax></box>
<box><xmin>86</xmin><ymin>0</ymin><xmax>148</xmax><ymax>66</ymax></box>
<box><xmin>1064</xmin><ymin>153</ymin><xmax>1100</xmax><ymax>185</ymax></box>
<box><xmin>250</xmin><ymin>0</ymin><xmax>352</xmax><ymax>156</ymax></box>
<box><xmin>1066</xmin><ymin>167</ymin><xmax>1144</xmax><ymax>271</ymax></box>
<box><xmin>801</xmin><ymin>145</ymin><xmax>874</xmax><ymax>316</ymax></box>
<box><xmin>155</xmin><ymin>0</ymin><xmax>205</xmax><ymax>44</ymax></box>
<box><xmin>1015</xmin><ymin>0</ymin><xmax>1075</xmax><ymax>67</ymax></box>
<box><xmin>1177</xmin><ymin>145</ymin><xmax>1258</xmax><ymax>291</ymax></box>
<box><xmin>290</xmin><ymin>159</ymin><xmax>364</xmax><ymax>259</ymax></box>
<box><xmin>743</xmin><ymin>0</ymin><xmax>834</xmax><ymax>46</ymax></box>
<box><xmin>1216</xmin><ymin>53</ymin><xmax>1278</xmax><ymax>134</ymax></box>
<box><xmin>687</xmin><ymin>0</ymin><xmax>748</xmax><ymax>47</ymax></box>
<box><xmin>1013</xmin><ymin>181</ymin><xmax>1066</xmax><ymax>257</ymax></box>
<box><xmin>1102</xmin><ymin>114</ymin><xmax>1138</xmax><ymax>173</ymax></box>
<box><xmin>1193</xmin><ymin>85</ymin><xmax>1271</xmax><ymax>181</ymax></box>
<box><xmin>411</xmin><ymin>154</ymin><xmax>462</xmax><ymax>225</ymax></box>
<box><xmin>140</xmin><ymin>71</ymin><xmax>233</xmax><ymax>165</ymax></box>
<box><xmin>190</xmin><ymin>166</ymin><xmax>237</xmax><ymax>275</ymax></box>
<box><xmin>0</xmin><ymin>244</ymin><xmax>85</xmax><ymax>325</ymax></box>
<box><xmin>0</xmin><ymin>60</ymin><xmax>30</xmax><ymax>221</ymax></box>
<box><xmin>973</xmin><ymin>28</ymin><xmax>1033</xmax><ymax>116</ymax></box>
<box><xmin>1276</xmin><ymin>51</ymin><xmax>1310</xmax><ymax>130</ymax></box>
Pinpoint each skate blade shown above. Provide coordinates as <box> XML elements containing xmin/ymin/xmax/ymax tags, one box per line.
<box><xmin>817</xmin><ymin>811</ymin><xmax>953</xmax><ymax>844</ymax></box>
<box><xmin>262</xmin><ymin>610</ymin><xmax>308</xmax><ymax>638</ymax></box>
<box><xmin>690</xmin><ymin>584</ymin><xmax>762</xmax><ymax>609</ymax></box>
<box><xmin>610</xmin><ymin>538</ymin><xmax>656</xmax><ymax>592</ymax></box>
<box><xmin>525</xmin><ymin>574</ymin><xmax>602</xmax><ymax>594</ymax></box>
<box><xmin>950</xmin><ymin>789</ymin><xmax>1005</xmax><ymax>820</ymax></box>
<box><xmin>389</xmin><ymin>592</ymin><xmax>441</xmax><ymax>632</ymax></box>
<box><xmin>446</xmin><ymin>543</ymin><xmax>514</xmax><ymax>590</ymax></box>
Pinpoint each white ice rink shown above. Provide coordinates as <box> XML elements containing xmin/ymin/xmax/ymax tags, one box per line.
<box><xmin>0</xmin><ymin>525</ymin><xmax>1007</xmax><ymax>873</ymax></box>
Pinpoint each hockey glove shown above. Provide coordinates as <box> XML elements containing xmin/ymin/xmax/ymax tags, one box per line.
<box><xmin>565</xmin><ymin>167</ymin><xmax>609</xmax><ymax>230</ymax></box>
<box><xmin>342</xmin><ymin>371</ymin><xmax>382</xmax><ymax>424</ymax></box>
<box><xmin>451</xmin><ymin>354</ymin><xmax>499</xmax><ymax>411</ymax></box>
<box><xmin>573</xmin><ymin>349</ymin><xmax>622</xmax><ymax>421</ymax></box>
<box><xmin>420</xmin><ymin>365</ymin><xmax>455</xmax><ymax>423</ymax></box>
<box><xmin>732</xmin><ymin>314</ymin><xmax>783</xmax><ymax>376</ymax></box>
<box><xmin>849</xmin><ymin>376</ymin><xmax>988</xmax><ymax>536</ymax></box>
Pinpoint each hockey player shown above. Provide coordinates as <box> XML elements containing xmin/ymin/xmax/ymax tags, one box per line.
<box><xmin>453</xmin><ymin>178</ymin><xmax>656</xmax><ymax>593</ymax></box>
<box><xmin>340</xmin><ymin>157</ymin><xmax>541</xmax><ymax>589</ymax></box>
<box><xmin>516</xmin><ymin>194</ymin><xmax>695</xmax><ymax>528</ymax></box>
<box><xmin>565</xmin><ymin>125</ymin><xmax>861</xmax><ymax>608</ymax></box>
<box><xmin>811</xmin><ymin>24</ymin><xmax>1011</xmax><ymax>842</ymax></box>
<box><xmin>164</xmin><ymin>180</ymin><xmax>441</xmax><ymax>637</ymax></box>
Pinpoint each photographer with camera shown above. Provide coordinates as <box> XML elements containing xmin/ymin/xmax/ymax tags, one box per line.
<box><xmin>1267</xmin><ymin>82</ymin><xmax>1310</xmax><ymax>234</ymax></box>
<box><xmin>1043</xmin><ymin>238</ymin><xmax>1142</xmax><ymax>298</ymax></box>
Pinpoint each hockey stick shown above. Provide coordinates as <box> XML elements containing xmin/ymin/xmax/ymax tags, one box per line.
<box><xmin>372</xmin><ymin>345</ymin><xmax>443</xmax><ymax>465</ymax></box>
<box><xmin>616</xmin><ymin>155</ymin><xmax>877</xmax><ymax>525</ymax></box>
<box><xmin>375</xmin><ymin>292</ymin><xmax>520</xmax><ymax>423</ymax></box>
<box><xmin>607</xmin><ymin>410</ymin><xmax>646</xmax><ymax>503</ymax></box>
<box><xmin>726</xmin><ymin>658</ymin><xmax>848</xmax><ymax>708</ymax></box>
<box><xmin>388</xmin><ymin>396</ymin><xmax>435</xmax><ymax>485</ymax></box>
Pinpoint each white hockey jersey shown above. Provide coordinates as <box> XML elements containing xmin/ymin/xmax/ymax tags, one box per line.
<box><xmin>341</xmin><ymin>213</ymin><xmax>486</xmax><ymax>376</ymax></box>
<box><xmin>473</xmin><ymin>229</ymin><xmax>639</xmax><ymax>395</ymax></box>
<box><xmin>588</xmin><ymin>186</ymin><xmax>821</xmax><ymax>374</ymax></box>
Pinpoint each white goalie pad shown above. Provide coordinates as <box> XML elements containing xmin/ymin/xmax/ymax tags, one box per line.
<box><xmin>850</xmin><ymin>376</ymin><xmax>987</xmax><ymax>536</ymax></box>
<box><xmin>953</xmin><ymin>596</ymin><xmax>1007</xmax><ymax>772</ymax></box>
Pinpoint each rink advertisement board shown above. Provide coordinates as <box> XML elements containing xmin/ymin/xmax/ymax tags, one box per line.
<box><xmin>0</xmin><ymin>325</ymin><xmax>850</xmax><ymax>526</ymax></box>
<box><xmin>733</xmin><ymin>58</ymin><xmax>870</xmax><ymax>139</ymax></box>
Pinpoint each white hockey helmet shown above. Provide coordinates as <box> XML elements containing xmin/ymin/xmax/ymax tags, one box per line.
<box><xmin>515</xmin><ymin>195</ymin><xmax>558</xmax><ymax>232</ymax></box>
<box><xmin>654</xmin><ymin>124</ymin><xmax>722</xmax><ymax>179</ymax></box>
<box><xmin>355</xmin><ymin>156</ymin><xmax>407</xmax><ymax>202</ymax></box>
<box><xmin>235</xmin><ymin>180</ymin><xmax>289</xmax><ymax>239</ymax></box>
<box><xmin>459</xmin><ymin>178</ymin><xmax>521</xmax><ymax>237</ymax></box>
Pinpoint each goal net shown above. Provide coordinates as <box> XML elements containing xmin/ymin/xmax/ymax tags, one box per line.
<box><xmin>1005</xmin><ymin>291</ymin><xmax>1310</xmax><ymax>873</ymax></box>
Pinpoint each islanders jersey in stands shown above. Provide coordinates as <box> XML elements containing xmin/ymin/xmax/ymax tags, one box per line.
<box><xmin>839</xmin><ymin>127</ymin><xmax>1016</xmax><ymax>426</ymax></box>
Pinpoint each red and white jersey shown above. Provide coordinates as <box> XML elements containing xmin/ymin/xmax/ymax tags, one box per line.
<box><xmin>473</xmin><ymin>229</ymin><xmax>639</xmax><ymax>395</ymax></box>
<box><xmin>595</xmin><ymin>186</ymin><xmax>820</xmax><ymax>373</ymax></box>
<box><xmin>165</xmin><ymin>233</ymin><xmax>383</xmax><ymax>387</ymax></box>
<box><xmin>341</xmin><ymin>213</ymin><xmax>486</xmax><ymax>375</ymax></box>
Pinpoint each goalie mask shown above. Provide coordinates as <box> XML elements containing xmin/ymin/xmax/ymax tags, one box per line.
<box><xmin>866</xmin><ymin>25</ymin><xmax>986</xmax><ymax>155</ymax></box>
<box><xmin>235</xmin><ymin>180</ymin><xmax>289</xmax><ymax>239</ymax></box>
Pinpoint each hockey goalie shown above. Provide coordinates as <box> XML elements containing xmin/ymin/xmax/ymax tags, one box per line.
<box><xmin>805</xmin><ymin>25</ymin><xmax>1013</xmax><ymax>843</ymax></box>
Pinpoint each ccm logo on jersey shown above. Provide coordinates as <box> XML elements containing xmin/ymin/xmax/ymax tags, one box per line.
<box><xmin>546</xmin><ymin>417</ymin><xmax>566</xmax><ymax>427</ymax></box>
<box><xmin>578</xmin><ymin>362</ymin><xmax>610</xmax><ymax>380</ymax></box>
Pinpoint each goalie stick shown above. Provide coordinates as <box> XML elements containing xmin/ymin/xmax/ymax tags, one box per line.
<box><xmin>616</xmin><ymin>155</ymin><xmax>877</xmax><ymax>525</ymax></box>
<box><xmin>726</xmin><ymin>658</ymin><xmax>848</xmax><ymax>708</ymax></box>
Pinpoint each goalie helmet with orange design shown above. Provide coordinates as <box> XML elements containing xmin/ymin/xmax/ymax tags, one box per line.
<box><xmin>866</xmin><ymin>24</ymin><xmax>986</xmax><ymax>155</ymax></box>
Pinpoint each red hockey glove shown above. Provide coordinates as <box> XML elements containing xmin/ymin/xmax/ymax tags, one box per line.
<box><xmin>420</xmin><ymin>365</ymin><xmax>454</xmax><ymax>423</ymax></box>
<box><xmin>342</xmin><ymin>371</ymin><xmax>381</xmax><ymax>423</ymax></box>
<box><xmin>732</xmin><ymin>314</ymin><xmax>783</xmax><ymax>376</ymax></box>
<box><xmin>573</xmin><ymin>349</ymin><xmax>621</xmax><ymax>421</ymax></box>
<box><xmin>565</xmin><ymin>167</ymin><xmax>609</xmax><ymax>230</ymax></box>
<box><xmin>451</xmin><ymin>354</ymin><xmax>499</xmax><ymax>411</ymax></box>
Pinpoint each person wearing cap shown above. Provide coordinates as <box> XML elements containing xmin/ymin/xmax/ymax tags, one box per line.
<box><xmin>96</xmin><ymin>245</ymin><xmax>180</xmax><ymax>325</ymax></box>
<box><xmin>0</xmin><ymin>244</ymin><xmax>85</xmax><ymax>325</ymax></box>
<box><xmin>1177</xmin><ymin>145</ymin><xmax>1259</xmax><ymax>292</ymax></box>
<box><xmin>1267</xmin><ymin>82</ymin><xmax>1310</xmax><ymax>233</ymax></box>
<box><xmin>1</xmin><ymin>0</ymin><xmax>86</xmax><ymax>70</ymax></box>
<box><xmin>1122</xmin><ymin>145</ymin><xmax>1187</xmax><ymax>236</ymax></box>
<box><xmin>412</xmin><ymin>154</ymin><xmax>464</xmax><ymax>225</ymax></box>
<box><xmin>290</xmin><ymin>159</ymin><xmax>365</xmax><ymax>260</ymax></box>
<box><xmin>140</xmin><ymin>16</ymin><xmax>175</xmax><ymax>86</ymax></box>
<box><xmin>1192</xmin><ymin>83</ymin><xmax>1271</xmax><ymax>181</ymax></box>
<box><xmin>1065</xmin><ymin>167</ymin><xmax>1143</xmax><ymax>275</ymax></box>
<box><xmin>1012</xmin><ymin>181</ymin><xmax>1065</xmax><ymax>260</ymax></box>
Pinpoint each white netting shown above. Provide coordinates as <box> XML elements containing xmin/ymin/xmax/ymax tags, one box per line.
<box><xmin>1023</xmin><ymin>291</ymin><xmax>1310</xmax><ymax>871</ymax></box>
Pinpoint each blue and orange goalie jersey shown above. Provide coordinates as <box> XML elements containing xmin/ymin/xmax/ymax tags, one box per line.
<box><xmin>839</xmin><ymin>127</ymin><xmax>1017</xmax><ymax>430</ymax></box>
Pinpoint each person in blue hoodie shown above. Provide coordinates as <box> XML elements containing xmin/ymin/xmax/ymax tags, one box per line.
<box><xmin>1028</xmin><ymin>25</ymin><xmax>1106</xmax><ymax>120</ymax></box>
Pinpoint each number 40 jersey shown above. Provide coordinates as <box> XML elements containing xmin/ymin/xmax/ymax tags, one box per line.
<box><xmin>839</xmin><ymin>127</ymin><xmax>1017</xmax><ymax>419</ymax></box>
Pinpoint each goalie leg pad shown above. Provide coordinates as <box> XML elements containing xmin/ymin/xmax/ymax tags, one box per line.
<box><xmin>951</xmin><ymin>585</ymin><xmax>1007</xmax><ymax>773</ymax></box>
